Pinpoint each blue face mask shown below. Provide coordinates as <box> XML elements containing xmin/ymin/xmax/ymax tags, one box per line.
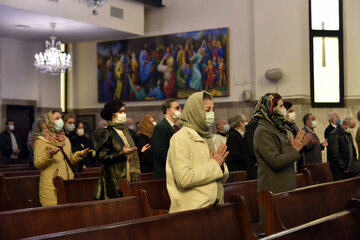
<box><xmin>67</xmin><ymin>123</ymin><xmax>75</xmax><ymax>132</ymax></box>
<box><xmin>336</xmin><ymin>119</ymin><xmax>341</xmax><ymax>126</ymax></box>
<box><xmin>54</xmin><ymin>119</ymin><xmax>64</xmax><ymax>131</ymax></box>
<box><xmin>223</xmin><ymin>124</ymin><xmax>230</xmax><ymax>133</ymax></box>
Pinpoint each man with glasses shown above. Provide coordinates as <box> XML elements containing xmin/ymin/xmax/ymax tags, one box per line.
<box><xmin>152</xmin><ymin>98</ymin><xmax>182</xmax><ymax>179</ymax></box>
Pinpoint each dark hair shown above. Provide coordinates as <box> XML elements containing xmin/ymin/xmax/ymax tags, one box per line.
<box><xmin>303</xmin><ymin>113</ymin><xmax>312</xmax><ymax>125</ymax></box>
<box><xmin>100</xmin><ymin>100</ymin><xmax>125</xmax><ymax>121</ymax></box>
<box><xmin>76</xmin><ymin>120</ymin><xmax>84</xmax><ymax>128</ymax></box>
<box><xmin>5</xmin><ymin>119</ymin><xmax>14</xmax><ymax>125</ymax></box>
<box><xmin>161</xmin><ymin>98</ymin><xmax>177</xmax><ymax>114</ymax></box>
<box><xmin>203</xmin><ymin>92</ymin><xmax>212</xmax><ymax>100</ymax></box>
<box><xmin>283</xmin><ymin>101</ymin><xmax>293</xmax><ymax>110</ymax></box>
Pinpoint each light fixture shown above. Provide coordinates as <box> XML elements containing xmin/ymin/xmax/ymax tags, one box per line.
<box><xmin>78</xmin><ymin>0</ymin><xmax>107</xmax><ymax>15</ymax></box>
<box><xmin>34</xmin><ymin>22</ymin><xmax>72</xmax><ymax>75</ymax></box>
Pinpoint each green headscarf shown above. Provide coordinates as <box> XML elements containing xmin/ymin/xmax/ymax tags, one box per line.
<box><xmin>179</xmin><ymin>91</ymin><xmax>215</xmax><ymax>152</ymax></box>
<box><xmin>253</xmin><ymin>93</ymin><xmax>287</xmax><ymax>137</ymax></box>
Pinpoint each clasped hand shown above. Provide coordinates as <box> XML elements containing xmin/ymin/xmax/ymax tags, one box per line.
<box><xmin>290</xmin><ymin>130</ymin><xmax>312</xmax><ymax>152</ymax></box>
<box><xmin>123</xmin><ymin>144</ymin><xmax>138</xmax><ymax>155</ymax></box>
<box><xmin>211</xmin><ymin>144</ymin><xmax>229</xmax><ymax>166</ymax></box>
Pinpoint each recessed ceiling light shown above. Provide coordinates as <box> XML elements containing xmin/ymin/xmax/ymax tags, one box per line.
<box><xmin>14</xmin><ymin>24</ymin><xmax>31</xmax><ymax>29</ymax></box>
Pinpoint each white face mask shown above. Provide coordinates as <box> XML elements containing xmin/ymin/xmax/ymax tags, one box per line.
<box><xmin>288</xmin><ymin>112</ymin><xmax>296</xmax><ymax>122</ymax></box>
<box><xmin>205</xmin><ymin>112</ymin><xmax>215</xmax><ymax>127</ymax></box>
<box><xmin>311</xmin><ymin>120</ymin><xmax>317</xmax><ymax>129</ymax></box>
<box><xmin>172</xmin><ymin>110</ymin><xmax>181</xmax><ymax>120</ymax></box>
<box><xmin>128</xmin><ymin>125</ymin><xmax>135</xmax><ymax>130</ymax></box>
<box><xmin>76</xmin><ymin>128</ymin><xmax>85</xmax><ymax>137</ymax></box>
<box><xmin>345</xmin><ymin>127</ymin><xmax>353</xmax><ymax>133</ymax></box>
<box><xmin>114</xmin><ymin>113</ymin><xmax>127</xmax><ymax>124</ymax></box>
<box><xmin>152</xmin><ymin>121</ymin><xmax>157</xmax><ymax>126</ymax></box>
<box><xmin>8</xmin><ymin>125</ymin><xmax>15</xmax><ymax>131</ymax></box>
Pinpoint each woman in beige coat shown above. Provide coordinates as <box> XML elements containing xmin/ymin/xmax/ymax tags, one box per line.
<box><xmin>32</xmin><ymin>110</ymin><xmax>88</xmax><ymax>206</ymax></box>
<box><xmin>166</xmin><ymin>91</ymin><xmax>229</xmax><ymax>213</ymax></box>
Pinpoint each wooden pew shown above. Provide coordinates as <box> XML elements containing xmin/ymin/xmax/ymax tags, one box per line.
<box><xmin>82</xmin><ymin>167</ymin><xmax>101</xmax><ymax>172</ymax></box>
<box><xmin>0</xmin><ymin>195</ymin><xmax>152</xmax><ymax>240</ymax></box>
<box><xmin>304</xmin><ymin>162</ymin><xmax>333</xmax><ymax>183</ymax></box>
<box><xmin>223</xmin><ymin>170</ymin><xmax>314</xmax><ymax>236</ymax></box>
<box><xmin>227</xmin><ymin>170</ymin><xmax>247</xmax><ymax>183</ymax></box>
<box><xmin>1</xmin><ymin>170</ymin><xmax>41</xmax><ymax>177</ymax></box>
<box><xmin>140</xmin><ymin>172</ymin><xmax>154</xmax><ymax>181</ymax></box>
<box><xmin>258</xmin><ymin>176</ymin><xmax>360</xmax><ymax>236</ymax></box>
<box><xmin>0</xmin><ymin>174</ymin><xmax>40</xmax><ymax>211</ymax></box>
<box><xmin>262</xmin><ymin>199</ymin><xmax>360</xmax><ymax>240</ymax></box>
<box><xmin>25</xmin><ymin>194</ymin><xmax>258</xmax><ymax>240</ymax></box>
<box><xmin>0</xmin><ymin>166</ymin><xmax>36</xmax><ymax>172</ymax></box>
<box><xmin>118</xmin><ymin>178</ymin><xmax>169</xmax><ymax>214</ymax></box>
<box><xmin>53</xmin><ymin>176</ymin><xmax>98</xmax><ymax>204</ymax></box>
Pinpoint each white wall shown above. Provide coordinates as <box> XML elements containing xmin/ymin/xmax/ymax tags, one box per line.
<box><xmin>0</xmin><ymin>37</ymin><xmax>60</xmax><ymax>108</ymax></box>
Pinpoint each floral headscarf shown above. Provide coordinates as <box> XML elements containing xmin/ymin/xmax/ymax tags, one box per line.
<box><xmin>253</xmin><ymin>93</ymin><xmax>287</xmax><ymax>136</ymax></box>
<box><xmin>30</xmin><ymin>111</ymin><xmax>65</xmax><ymax>147</ymax></box>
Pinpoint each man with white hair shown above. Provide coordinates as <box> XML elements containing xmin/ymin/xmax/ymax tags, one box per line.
<box><xmin>328</xmin><ymin>117</ymin><xmax>360</xmax><ymax>180</ymax></box>
<box><xmin>214</xmin><ymin>119</ymin><xmax>230</xmax><ymax>150</ymax></box>
<box><xmin>324</xmin><ymin>112</ymin><xmax>339</xmax><ymax>140</ymax></box>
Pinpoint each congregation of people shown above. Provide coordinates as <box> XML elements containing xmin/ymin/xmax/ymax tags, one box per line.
<box><xmin>2</xmin><ymin>91</ymin><xmax>360</xmax><ymax>226</ymax></box>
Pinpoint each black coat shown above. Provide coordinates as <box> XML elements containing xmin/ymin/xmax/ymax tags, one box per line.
<box><xmin>151</xmin><ymin>118</ymin><xmax>175</xmax><ymax>179</ymax></box>
<box><xmin>226</xmin><ymin>128</ymin><xmax>251</xmax><ymax>172</ymax></box>
<box><xmin>137</xmin><ymin>133</ymin><xmax>153</xmax><ymax>173</ymax></box>
<box><xmin>0</xmin><ymin>130</ymin><xmax>21</xmax><ymax>158</ymax></box>
<box><xmin>302</xmin><ymin>127</ymin><xmax>324</xmax><ymax>164</ymax></box>
<box><xmin>324</xmin><ymin>124</ymin><xmax>335</xmax><ymax>140</ymax></box>
<box><xmin>328</xmin><ymin>126</ymin><xmax>357</xmax><ymax>180</ymax></box>
<box><xmin>244</xmin><ymin>120</ymin><xmax>258</xmax><ymax>179</ymax></box>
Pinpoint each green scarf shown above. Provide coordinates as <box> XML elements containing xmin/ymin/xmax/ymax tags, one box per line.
<box><xmin>107</xmin><ymin>122</ymin><xmax>140</xmax><ymax>182</ymax></box>
<box><xmin>253</xmin><ymin>93</ymin><xmax>287</xmax><ymax>137</ymax></box>
<box><xmin>179</xmin><ymin>91</ymin><xmax>215</xmax><ymax>152</ymax></box>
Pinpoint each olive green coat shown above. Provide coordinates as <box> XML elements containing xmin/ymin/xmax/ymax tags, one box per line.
<box><xmin>254</xmin><ymin>119</ymin><xmax>300</xmax><ymax>224</ymax></box>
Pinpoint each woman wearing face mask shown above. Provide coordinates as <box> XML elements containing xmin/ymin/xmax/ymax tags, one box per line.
<box><xmin>253</xmin><ymin>93</ymin><xmax>312</xmax><ymax>225</ymax></box>
<box><xmin>93</xmin><ymin>100</ymin><xmax>149</xmax><ymax>199</ymax></box>
<box><xmin>32</xmin><ymin>110</ymin><xmax>89</xmax><ymax>206</ymax></box>
<box><xmin>283</xmin><ymin>101</ymin><xmax>299</xmax><ymax>138</ymax></box>
<box><xmin>136</xmin><ymin>115</ymin><xmax>156</xmax><ymax>173</ymax></box>
<box><xmin>63</xmin><ymin>114</ymin><xmax>77</xmax><ymax>143</ymax></box>
<box><xmin>166</xmin><ymin>91</ymin><xmax>229</xmax><ymax>213</ymax></box>
<box><xmin>71</xmin><ymin>121</ymin><xmax>97</xmax><ymax>169</ymax></box>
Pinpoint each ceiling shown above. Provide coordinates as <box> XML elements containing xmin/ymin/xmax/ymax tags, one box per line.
<box><xmin>0</xmin><ymin>4</ymin><xmax>136</xmax><ymax>43</ymax></box>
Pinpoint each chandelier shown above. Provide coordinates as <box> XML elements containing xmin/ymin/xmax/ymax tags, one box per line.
<box><xmin>78</xmin><ymin>0</ymin><xmax>107</xmax><ymax>15</ymax></box>
<box><xmin>34</xmin><ymin>22</ymin><xmax>72</xmax><ymax>75</ymax></box>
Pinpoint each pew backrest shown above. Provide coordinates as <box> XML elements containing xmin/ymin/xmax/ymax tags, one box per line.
<box><xmin>295</xmin><ymin>168</ymin><xmax>313</xmax><ymax>188</ymax></box>
<box><xmin>0</xmin><ymin>196</ymin><xmax>152</xmax><ymax>240</ymax></box>
<box><xmin>53</xmin><ymin>176</ymin><xmax>98</xmax><ymax>204</ymax></box>
<box><xmin>0</xmin><ymin>174</ymin><xmax>40</xmax><ymax>211</ymax></box>
<box><xmin>304</xmin><ymin>162</ymin><xmax>333</xmax><ymax>183</ymax></box>
<box><xmin>118</xmin><ymin>178</ymin><xmax>169</xmax><ymax>211</ymax></box>
<box><xmin>227</xmin><ymin>170</ymin><xmax>247</xmax><ymax>183</ymax></box>
<box><xmin>258</xmin><ymin>176</ymin><xmax>360</xmax><ymax>235</ymax></box>
<box><xmin>24</xmin><ymin>194</ymin><xmax>258</xmax><ymax>240</ymax></box>
<box><xmin>262</xmin><ymin>199</ymin><xmax>360</xmax><ymax>240</ymax></box>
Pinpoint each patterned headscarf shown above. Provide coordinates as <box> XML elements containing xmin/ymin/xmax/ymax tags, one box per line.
<box><xmin>179</xmin><ymin>91</ymin><xmax>215</xmax><ymax>152</ymax></box>
<box><xmin>137</xmin><ymin>114</ymin><xmax>156</xmax><ymax>138</ymax></box>
<box><xmin>253</xmin><ymin>93</ymin><xmax>287</xmax><ymax>136</ymax></box>
<box><xmin>30</xmin><ymin>111</ymin><xmax>65</xmax><ymax>147</ymax></box>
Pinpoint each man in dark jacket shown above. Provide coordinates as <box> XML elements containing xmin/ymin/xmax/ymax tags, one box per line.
<box><xmin>328</xmin><ymin>117</ymin><xmax>360</xmax><ymax>180</ymax></box>
<box><xmin>324</xmin><ymin>112</ymin><xmax>339</xmax><ymax>140</ymax></box>
<box><xmin>302</xmin><ymin>113</ymin><xmax>327</xmax><ymax>164</ymax></box>
<box><xmin>152</xmin><ymin>99</ymin><xmax>182</xmax><ymax>179</ymax></box>
<box><xmin>244</xmin><ymin>118</ymin><xmax>258</xmax><ymax>180</ymax></box>
<box><xmin>226</xmin><ymin>114</ymin><xmax>252</xmax><ymax>175</ymax></box>
<box><xmin>0</xmin><ymin>120</ymin><xmax>21</xmax><ymax>159</ymax></box>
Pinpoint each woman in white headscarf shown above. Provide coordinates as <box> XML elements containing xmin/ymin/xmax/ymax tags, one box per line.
<box><xmin>166</xmin><ymin>91</ymin><xmax>229</xmax><ymax>213</ymax></box>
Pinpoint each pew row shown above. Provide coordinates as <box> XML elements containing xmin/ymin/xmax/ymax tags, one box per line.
<box><xmin>262</xmin><ymin>198</ymin><xmax>360</xmax><ymax>240</ymax></box>
<box><xmin>24</xmin><ymin>194</ymin><xmax>258</xmax><ymax>240</ymax></box>
<box><xmin>223</xmin><ymin>169</ymin><xmax>314</xmax><ymax>236</ymax></box>
<box><xmin>0</xmin><ymin>195</ymin><xmax>153</xmax><ymax>240</ymax></box>
<box><xmin>258</xmin><ymin>176</ymin><xmax>360</xmax><ymax>236</ymax></box>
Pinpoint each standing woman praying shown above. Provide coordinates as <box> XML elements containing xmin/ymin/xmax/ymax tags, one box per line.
<box><xmin>93</xmin><ymin>100</ymin><xmax>149</xmax><ymax>199</ymax></box>
<box><xmin>32</xmin><ymin>110</ymin><xmax>88</xmax><ymax>206</ymax></box>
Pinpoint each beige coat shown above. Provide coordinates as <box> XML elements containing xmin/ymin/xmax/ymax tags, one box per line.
<box><xmin>166</xmin><ymin>127</ymin><xmax>229</xmax><ymax>213</ymax></box>
<box><xmin>34</xmin><ymin>137</ymin><xmax>83</xmax><ymax>206</ymax></box>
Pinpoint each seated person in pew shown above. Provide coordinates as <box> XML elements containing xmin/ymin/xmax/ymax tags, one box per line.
<box><xmin>166</xmin><ymin>91</ymin><xmax>229</xmax><ymax>213</ymax></box>
<box><xmin>253</xmin><ymin>93</ymin><xmax>312</xmax><ymax>225</ymax></box>
<box><xmin>93</xmin><ymin>100</ymin><xmax>150</xmax><ymax>200</ymax></box>
<box><xmin>31</xmin><ymin>110</ymin><xmax>89</xmax><ymax>206</ymax></box>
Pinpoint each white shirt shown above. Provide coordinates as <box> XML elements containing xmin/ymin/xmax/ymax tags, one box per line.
<box><xmin>10</xmin><ymin>132</ymin><xmax>19</xmax><ymax>159</ymax></box>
